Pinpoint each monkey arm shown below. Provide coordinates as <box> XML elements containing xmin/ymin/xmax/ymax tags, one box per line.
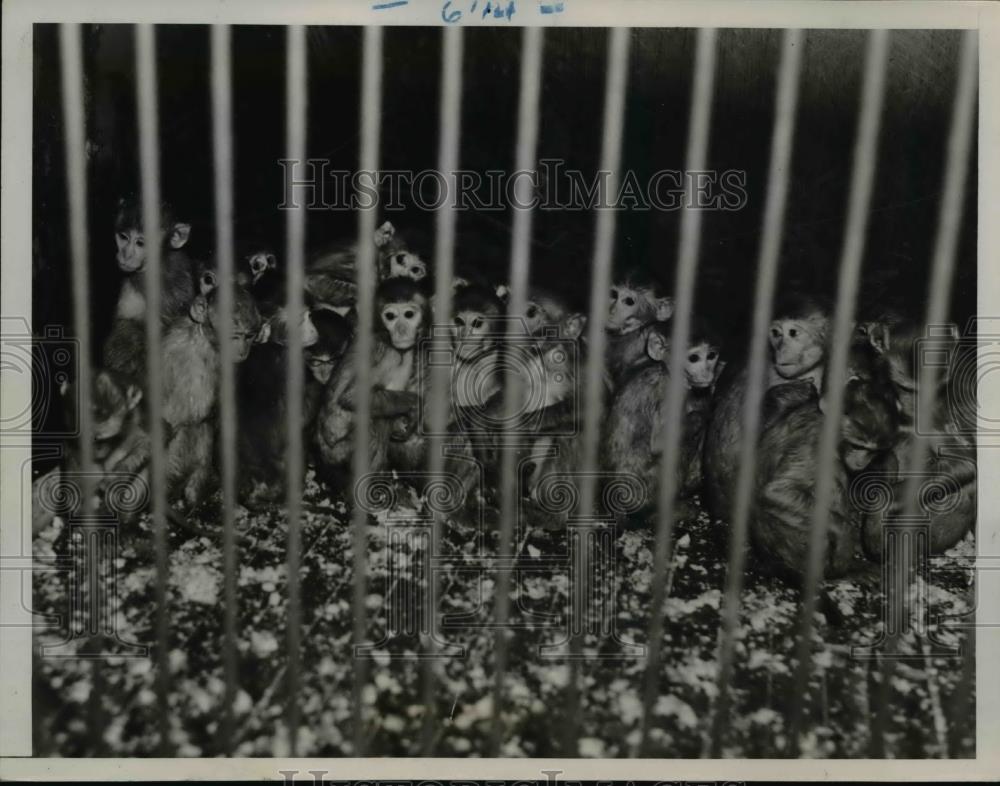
<box><xmin>340</xmin><ymin>385</ymin><xmax>418</xmax><ymax>418</ymax></box>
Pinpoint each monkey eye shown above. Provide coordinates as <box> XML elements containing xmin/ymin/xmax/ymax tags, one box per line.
<box><xmin>116</xmin><ymin>231</ymin><xmax>129</xmax><ymax>243</ymax></box>
<box><xmin>135</xmin><ymin>237</ymin><xmax>145</xmax><ymax>248</ymax></box>
<box><xmin>472</xmin><ymin>318</ymin><xmax>483</xmax><ymax>329</ymax></box>
<box><xmin>687</xmin><ymin>353</ymin><xmax>699</xmax><ymax>363</ymax></box>
<box><xmin>526</xmin><ymin>306</ymin><xmax>538</xmax><ymax>318</ymax></box>
<box><xmin>454</xmin><ymin>316</ymin><xmax>465</xmax><ymax>327</ymax></box>
<box><xmin>770</xmin><ymin>327</ymin><xmax>781</xmax><ymax>339</ymax></box>
<box><xmin>707</xmin><ymin>351</ymin><xmax>718</xmax><ymax>361</ymax></box>
<box><xmin>404</xmin><ymin>309</ymin><xmax>415</xmax><ymax>320</ymax></box>
<box><xmin>384</xmin><ymin>311</ymin><xmax>397</xmax><ymax>322</ymax></box>
<box><xmin>395</xmin><ymin>253</ymin><xmax>407</xmax><ymax>265</ymax></box>
<box><xmin>623</xmin><ymin>296</ymin><xmax>635</xmax><ymax>307</ymax></box>
<box><xmin>410</xmin><ymin>266</ymin><xmax>422</xmax><ymax>276</ymax></box>
<box><xmin>610</xmin><ymin>289</ymin><xmax>618</xmax><ymax>301</ymax></box>
<box><xmin>788</xmin><ymin>328</ymin><xmax>798</xmax><ymax>338</ymax></box>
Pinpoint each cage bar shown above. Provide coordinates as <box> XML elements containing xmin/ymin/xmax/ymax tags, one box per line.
<box><xmin>350</xmin><ymin>24</ymin><xmax>384</xmax><ymax>758</ymax></box>
<box><xmin>563</xmin><ymin>25</ymin><xmax>631</xmax><ymax>756</ymax></box>
<box><xmin>421</xmin><ymin>23</ymin><xmax>464</xmax><ymax>757</ymax></box>
<box><xmin>786</xmin><ymin>28</ymin><xmax>890</xmax><ymax>754</ymax></box>
<box><xmin>210</xmin><ymin>23</ymin><xmax>239</xmax><ymax>757</ymax></box>
<box><xmin>284</xmin><ymin>23</ymin><xmax>308</xmax><ymax>757</ymax></box>
<box><xmin>134</xmin><ymin>22</ymin><xmax>173</xmax><ymax>755</ymax></box>
<box><xmin>872</xmin><ymin>28</ymin><xmax>977</xmax><ymax>755</ymax></box>
<box><xmin>490</xmin><ymin>25</ymin><xmax>545</xmax><ymax>757</ymax></box>
<box><xmin>706</xmin><ymin>28</ymin><xmax>804</xmax><ymax>757</ymax></box>
<box><xmin>637</xmin><ymin>26</ymin><xmax>717</xmax><ymax>757</ymax></box>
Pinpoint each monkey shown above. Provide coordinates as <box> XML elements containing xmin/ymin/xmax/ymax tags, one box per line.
<box><xmin>855</xmin><ymin>313</ymin><xmax>976</xmax><ymax>556</ymax></box>
<box><xmin>111</xmin><ymin>196</ymin><xmax>198</xmax><ymax>325</ymax></box>
<box><xmin>602</xmin><ymin>318</ymin><xmax>725</xmax><ymax>528</ymax></box>
<box><xmin>32</xmin><ymin>369</ymin><xmax>151</xmax><ymax>534</ymax></box>
<box><xmin>304</xmin><ymin>220</ymin><xmax>428</xmax><ymax>316</ymax></box>
<box><xmin>236</xmin><ymin>302</ymin><xmax>340</xmax><ymax>508</ymax></box>
<box><xmin>749</xmin><ymin>359</ymin><xmax>900</xmax><ymax>583</ymax></box>
<box><xmin>304</xmin><ymin>308</ymin><xmax>353</xmax><ymax>430</ymax></box>
<box><xmin>501</xmin><ymin>285</ymin><xmax>572</xmax><ymax>337</ymax></box>
<box><xmin>314</xmin><ymin>277</ymin><xmax>431</xmax><ymax>488</ymax></box>
<box><xmin>237</xmin><ymin>243</ymin><xmax>283</xmax><ymax>316</ymax></box>
<box><xmin>604</xmin><ymin>268</ymin><xmax>675</xmax><ymax>391</ymax></box>
<box><xmin>703</xmin><ymin>292</ymin><xmax>832</xmax><ymax>524</ymax></box>
<box><xmin>161</xmin><ymin>279</ymin><xmax>264</xmax><ymax>510</ymax></box>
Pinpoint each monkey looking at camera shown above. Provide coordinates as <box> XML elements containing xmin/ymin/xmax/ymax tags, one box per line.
<box><xmin>111</xmin><ymin>196</ymin><xmax>198</xmax><ymax>325</ymax></box>
<box><xmin>603</xmin><ymin>318</ymin><xmax>724</xmax><ymax>527</ymax></box>
<box><xmin>314</xmin><ymin>277</ymin><xmax>431</xmax><ymax>486</ymax></box>
<box><xmin>604</xmin><ymin>268</ymin><xmax>675</xmax><ymax>391</ymax></box>
<box><xmin>703</xmin><ymin>292</ymin><xmax>832</xmax><ymax>523</ymax></box>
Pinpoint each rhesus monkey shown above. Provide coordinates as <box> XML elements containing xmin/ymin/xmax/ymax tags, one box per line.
<box><xmin>703</xmin><ymin>292</ymin><xmax>832</xmax><ymax>523</ymax></box>
<box><xmin>237</xmin><ymin>243</ymin><xmax>283</xmax><ymax>313</ymax></box>
<box><xmin>304</xmin><ymin>220</ymin><xmax>428</xmax><ymax>316</ymax></box>
<box><xmin>314</xmin><ymin>278</ymin><xmax>431</xmax><ymax>485</ymax></box>
<box><xmin>749</xmin><ymin>356</ymin><xmax>900</xmax><ymax>583</ymax></box>
<box><xmin>856</xmin><ymin>312</ymin><xmax>976</xmax><ymax>555</ymax></box>
<box><xmin>449</xmin><ymin>283</ymin><xmax>507</xmax><ymax>411</ymax></box>
<box><xmin>112</xmin><ymin>196</ymin><xmax>197</xmax><ymax>325</ymax></box>
<box><xmin>505</xmin><ymin>286</ymin><xmax>571</xmax><ymax>337</ymax></box>
<box><xmin>506</xmin><ymin>312</ymin><xmax>589</xmax><ymax>531</ymax></box>
<box><xmin>603</xmin><ymin>319</ymin><xmax>724</xmax><ymax>527</ymax></box>
<box><xmin>33</xmin><ymin>369</ymin><xmax>151</xmax><ymax>534</ymax></box>
<box><xmin>161</xmin><ymin>279</ymin><xmax>264</xmax><ymax>509</ymax></box>
<box><xmin>604</xmin><ymin>268</ymin><xmax>675</xmax><ymax>391</ymax></box>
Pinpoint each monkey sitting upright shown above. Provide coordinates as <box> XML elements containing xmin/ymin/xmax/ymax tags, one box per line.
<box><xmin>314</xmin><ymin>277</ymin><xmax>432</xmax><ymax>488</ymax></box>
<box><xmin>603</xmin><ymin>318</ymin><xmax>725</xmax><ymax>528</ymax></box>
<box><xmin>161</xmin><ymin>277</ymin><xmax>264</xmax><ymax>511</ymax></box>
<box><xmin>111</xmin><ymin>196</ymin><xmax>197</xmax><ymax>325</ymax></box>
<box><xmin>749</xmin><ymin>360</ymin><xmax>900</xmax><ymax>583</ymax></box>
<box><xmin>603</xmin><ymin>267</ymin><xmax>675</xmax><ymax>392</ymax></box>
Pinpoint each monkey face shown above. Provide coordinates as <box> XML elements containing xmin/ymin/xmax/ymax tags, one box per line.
<box><xmin>684</xmin><ymin>343</ymin><xmax>720</xmax><ymax>389</ymax></box>
<box><xmin>388</xmin><ymin>252</ymin><xmax>428</xmax><ymax>281</ymax></box>
<box><xmin>382</xmin><ymin>300</ymin><xmax>424</xmax><ymax>350</ymax></box>
<box><xmin>306</xmin><ymin>352</ymin><xmax>337</xmax><ymax>385</ymax></box>
<box><xmin>523</xmin><ymin>296</ymin><xmax>565</xmax><ymax>336</ymax></box>
<box><xmin>115</xmin><ymin>228</ymin><xmax>147</xmax><ymax>272</ymax></box>
<box><xmin>769</xmin><ymin>316</ymin><xmax>826</xmax><ymax>380</ymax></box>
<box><xmin>246</xmin><ymin>251</ymin><xmax>277</xmax><ymax>284</ymax></box>
<box><xmin>453</xmin><ymin>309</ymin><xmax>495</xmax><ymax>360</ymax></box>
<box><xmin>607</xmin><ymin>286</ymin><xmax>645</xmax><ymax>335</ymax></box>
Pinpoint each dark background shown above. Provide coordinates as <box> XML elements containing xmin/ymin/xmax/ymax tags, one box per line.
<box><xmin>32</xmin><ymin>24</ymin><xmax>977</xmax><ymax>387</ymax></box>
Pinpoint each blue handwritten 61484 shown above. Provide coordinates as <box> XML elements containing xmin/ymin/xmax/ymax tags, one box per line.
<box><xmin>441</xmin><ymin>0</ymin><xmax>517</xmax><ymax>24</ymax></box>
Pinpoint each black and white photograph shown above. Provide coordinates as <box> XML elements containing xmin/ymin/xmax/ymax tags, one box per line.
<box><xmin>1</xmin><ymin>0</ymin><xmax>995</xmax><ymax>775</ymax></box>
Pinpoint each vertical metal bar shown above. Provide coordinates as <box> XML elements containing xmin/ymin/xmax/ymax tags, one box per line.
<box><xmin>210</xmin><ymin>23</ymin><xmax>239</xmax><ymax>757</ymax></box>
<box><xmin>134</xmin><ymin>22</ymin><xmax>172</xmax><ymax>755</ymax></box>
<box><xmin>638</xmin><ymin>27</ymin><xmax>717</xmax><ymax>757</ymax></box>
<box><xmin>706</xmin><ymin>28</ymin><xmax>804</xmax><ymax>757</ymax></box>
<box><xmin>421</xmin><ymin>24</ymin><xmax>464</xmax><ymax>756</ymax></box>
<box><xmin>284</xmin><ymin>23</ymin><xmax>308</xmax><ymax>757</ymax></box>
<box><xmin>59</xmin><ymin>26</ymin><xmax>93</xmax><ymax>485</ymax></box>
<box><xmin>350</xmin><ymin>24</ymin><xmax>383</xmax><ymax>758</ymax></box>
<box><xmin>787</xmin><ymin>29</ymin><xmax>890</xmax><ymax>754</ymax></box>
<box><xmin>872</xmin><ymin>29</ymin><xmax>977</xmax><ymax>754</ymax></box>
<box><xmin>490</xmin><ymin>25</ymin><xmax>544</xmax><ymax>757</ymax></box>
<box><xmin>563</xmin><ymin>26</ymin><xmax>631</xmax><ymax>756</ymax></box>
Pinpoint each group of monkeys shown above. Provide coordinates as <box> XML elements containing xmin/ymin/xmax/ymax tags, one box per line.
<box><xmin>36</xmin><ymin>196</ymin><xmax>977</xmax><ymax>585</ymax></box>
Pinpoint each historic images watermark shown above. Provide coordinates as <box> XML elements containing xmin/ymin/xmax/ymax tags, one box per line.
<box><xmin>278</xmin><ymin>159</ymin><xmax>749</xmax><ymax>212</ymax></box>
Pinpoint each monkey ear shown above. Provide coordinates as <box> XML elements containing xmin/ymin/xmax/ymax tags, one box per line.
<box><xmin>189</xmin><ymin>295</ymin><xmax>209</xmax><ymax>324</ymax></box>
<box><xmin>453</xmin><ymin>276</ymin><xmax>471</xmax><ymax>292</ymax></box>
<box><xmin>654</xmin><ymin>296</ymin><xmax>675</xmax><ymax>322</ymax></box>
<box><xmin>168</xmin><ymin>222</ymin><xmax>192</xmax><ymax>250</ymax></box>
<box><xmin>646</xmin><ymin>330</ymin><xmax>670</xmax><ymax>362</ymax></box>
<box><xmin>867</xmin><ymin>322</ymin><xmax>890</xmax><ymax>355</ymax></box>
<box><xmin>563</xmin><ymin>313</ymin><xmax>587</xmax><ymax>340</ymax></box>
<box><xmin>374</xmin><ymin>221</ymin><xmax>396</xmax><ymax>248</ymax></box>
<box><xmin>124</xmin><ymin>384</ymin><xmax>144</xmax><ymax>411</ymax></box>
<box><xmin>255</xmin><ymin>322</ymin><xmax>272</xmax><ymax>344</ymax></box>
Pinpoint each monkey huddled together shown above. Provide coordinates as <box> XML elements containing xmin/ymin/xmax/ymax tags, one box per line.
<box><xmin>40</xmin><ymin>197</ymin><xmax>976</xmax><ymax>587</ymax></box>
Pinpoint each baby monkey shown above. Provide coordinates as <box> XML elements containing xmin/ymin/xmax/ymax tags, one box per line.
<box><xmin>604</xmin><ymin>318</ymin><xmax>724</xmax><ymax>526</ymax></box>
